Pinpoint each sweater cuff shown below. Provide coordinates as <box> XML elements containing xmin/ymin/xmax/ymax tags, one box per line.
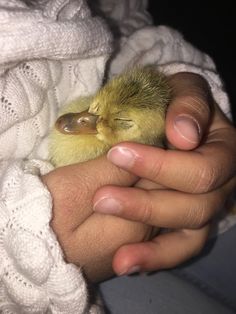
<box><xmin>0</xmin><ymin>160</ymin><xmax>89</xmax><ymax>313</ymax></box>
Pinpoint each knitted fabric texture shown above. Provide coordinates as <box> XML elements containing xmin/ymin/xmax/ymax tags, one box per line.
<box><xmin>0</xmin><ymin>0</ymin><xmax>113</xmax><ymax>161</ymax></box>
<box><xmin>0</xmin><ymin>160</ymin><xmax>89</xmax><ymax>313</ymax></box>
<box><xmin>0</xmin><ymin>0</ymin><xmax>112</xmax><ymax>312</ymax></box>
<box><xmin>90</xmin><ymin>0</ymin><xmax>151</xmax><ymax>37</ymax></box>
<box><xmin>109</xmin><ymin>25</ymin><xmax>232</xmax><ymax>118</ymax></box>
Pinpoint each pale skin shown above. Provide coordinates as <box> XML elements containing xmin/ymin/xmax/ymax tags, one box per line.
<box><xmin>42</xmin><ymin>72</ymin><xmax>236</xmax><ymax>282</ymax></box>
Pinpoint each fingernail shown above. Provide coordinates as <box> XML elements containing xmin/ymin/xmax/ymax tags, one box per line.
<box><xmin>93</xmin><ymin>197</ymin><xmax>122</xmax><ymax>214</ymax></box>
<box><xmin>174</xmin><ymin>115</ymin><xmax>200</xmax><ymax>143</ymax></box>
<box><xmin>107</xmin><ymin>146</ymin><xmax>137</xmax><ymax>168</ymax></box>
<box><xmin>118</xmin><ymin>265</ymin><xmax>141</xmax><ymax>276</ymax></box>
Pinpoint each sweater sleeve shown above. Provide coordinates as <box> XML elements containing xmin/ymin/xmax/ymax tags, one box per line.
<box><xmin>92</xmin><ymin>0</ymin><xmax>151</xmax><ymax>36</ymax></box>
<box><xmin>0</xmin><ymin>159</ymin><xmax>91</xmax><ymax>313</ymax></box>
<box><xmin>109</xmin><ymin>25</ymin><xmax>231</xmax><ymax>119</ymax></box>
<box><xmin>0</xmin><ymin>0</ymin><xmax>112</xmax><ymax>312</ymax></box>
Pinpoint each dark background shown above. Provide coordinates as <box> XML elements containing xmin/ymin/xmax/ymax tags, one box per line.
<box><xmin>148</xmin><ymin>1</ymin><xmax>235</xmax><ymax>123</ymax></box>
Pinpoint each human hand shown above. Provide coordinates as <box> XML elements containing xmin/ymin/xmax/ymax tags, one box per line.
<box><xmin>41</xmin><ymin>157</ymin><xmax>153</xmax><ymax>282</ymax></box>
<box><xmin>93</xmin><ymin>72</ymin><xmax>236</xmax><ymax>275</ymax></box>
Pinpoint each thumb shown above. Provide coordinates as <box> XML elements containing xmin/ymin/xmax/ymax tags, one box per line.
<box><xmin>166</xmin><ymin>72</ymin><xmax>213</xmax><ymax>150</ymax></box>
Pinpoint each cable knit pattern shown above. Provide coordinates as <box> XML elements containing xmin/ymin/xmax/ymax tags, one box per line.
<box><xmin>0</xmin><ymin>0</ymin><xmax>112</xmax><ymax>64</ymax></box>
<box><xmin>0</xmin><ymin>0</ymin><xmax>235</xmax><ymax>312</ymax></box>
<box><xmin>0</xmin><ymin>56</ymin><xmax>108</xmax><ymax>161</ymax></box>
<box><xmin>0</xmin><ymin>0</ymin><xmax>112</xmax><ymax>161</ymax></box>
<box><xmin>0</xmin><ymin>0</ymin><xmax>112</xmax><ymax>312</ymax></box>
<box><xmin>0</xmin><ymin>160</ymin><xmax>89</xmax><ymax>313</ymax></box>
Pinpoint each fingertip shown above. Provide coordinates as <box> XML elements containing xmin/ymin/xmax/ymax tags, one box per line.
<box><xmin>112</xmin><ymin>245</ymin><xmax>142</xmax><ymax>276</ymax></box>
<box><xmin>113</xmin><ymin>243</ymin><xmax>158</xmax><ymax>276</ymax></box>
<box><xmin>166</xmin><ymin>113</ymin><xmax>202</xmax><ymax>150</ymax></box>
<box><xmin>112</xmin><ymin>248</ymin><xmax>128</xmax><ymax>276</ymax></box>
<box><xmin>165</xmin><ymin>73</ymin><xmax>213</xmax><ymax>150</ymax></box>
<box><xmin>107</xmin><ymin>145</ymin><xmax>138</xmax><ymax>169</ymax></box>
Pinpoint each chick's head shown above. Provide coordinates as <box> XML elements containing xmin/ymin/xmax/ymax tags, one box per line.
<box><xmin>88</xmin><ymin>66</ymin><xmax>171</xmax><ymax>147</ymax></box>
<box><xmin>50</xmin><ymin>66</ymin><xmax>171</xmax><ymax>167</ymax></box>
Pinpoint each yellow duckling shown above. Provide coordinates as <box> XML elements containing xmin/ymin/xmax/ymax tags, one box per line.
<box><xmin>49</xmin><ymin>66</ymin><xmax>171</xmax><ymax>167</ymax></box>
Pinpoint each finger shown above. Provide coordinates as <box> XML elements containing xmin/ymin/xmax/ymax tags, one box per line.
<box><xmin>64</xmin><ymin>212</ymin><xmax>153</xmax><ymax>282</ymax></box>
<box><xmin>112</xmin><ymin>225</ymin><xmax>210</xmax><ymax>275</ymax></box>
<box><xmin>135</xmin><ymin>178</ymin><xmax>166</xmax><ymax>190</ymax></box>
<box><xmin>107</xmin><ymin>132</ymin><xmax>236</xmax><ymax>193</ymax></box>
<box><xmin>93</xmin><ymin>177</ymin><xmax>235</xmax><ymax>229</ymax></box>
<box><xmin>42</xmin><ymin>155</ymin><xmax>137</xmax><ymax>231</ymax></box>
<box><xmin>166</xmin><ymin>72</ymin><xmax>212</xmax><ymax>150</ymax></box>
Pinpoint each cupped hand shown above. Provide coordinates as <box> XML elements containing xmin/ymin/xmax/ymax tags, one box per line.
<box><xmin>93</xmin><ymin>72</ymin><xmax>236</xmax><ymax>275</ymax></box>
<box><xmin>41</xmin><ymin>157</ymin><xmax>154</xmax><ymax>282</ymax></box>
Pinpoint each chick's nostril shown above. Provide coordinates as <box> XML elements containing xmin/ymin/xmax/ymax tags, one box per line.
<box><xmin>78</xmin><ymin>117</ymin><xmax>88</xmax><ymax>125</ymax></box>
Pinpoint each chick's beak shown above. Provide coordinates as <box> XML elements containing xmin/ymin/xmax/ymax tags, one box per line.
<box><xmin>55</xmin><ymin>110</ymin><xmax>98</xmax><ymax>135</ymax></box>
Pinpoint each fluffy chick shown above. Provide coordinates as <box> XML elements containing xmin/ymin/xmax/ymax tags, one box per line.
<box><xmin>49</xmin><ymin>66</ymin><xmax>171</xmax><ymax>167</ymax></box>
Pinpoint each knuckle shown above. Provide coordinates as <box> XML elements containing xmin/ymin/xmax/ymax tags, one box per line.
<box><xmin>148</xmin><ymin>157</ymin><xmax>165</xmax><ymax>183</ymax></box>
<box><xmin>185</xmin><ymin>202</ymin><xmax>208</xmax><ymax>228</ymax></box>
<box><xmin>176</xmin><ymin>94</ymin><xmax>211</xmax><ymax>118</ymax></box>
<box><xmin>140</xmin><ymin>196</ymin><xmax>153</xmax><ymax>224</ymax></box>
<box><xmin>194</xmin><ymin>164</ymin><xmax>219</xmax><ymax>193</ymax></box>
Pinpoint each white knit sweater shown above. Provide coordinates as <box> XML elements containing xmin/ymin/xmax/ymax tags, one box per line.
<box><xmin>0</xmin><ymin>0</ymin><xmax>234</xmax><ymax>313</ymax></box>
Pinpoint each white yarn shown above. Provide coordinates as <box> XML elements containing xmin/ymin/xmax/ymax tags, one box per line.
<box><xmin>0</xmin><ymin>0</ymin><xmax>112</xmax><ymax>312</ymax></box>
<box><xmin>92</xmin><ymin>0</ymin><xmax>151</xmax><ymax>36</ymax></box>
<box><xmin>109</xmin><ymin>25</ymin><xmax>231</xmax><ymax>119</ymax></box>
<box><xmin>0</xmin><ymin>160</ymin><xmax>89</xmax><ymax>313</ymax></box>
<box><xmin>0</xmin><ymin>0</ymin><xmax>234</xmax><ymax>312</ymax></box>
<box><xmin>0</xmin><ymin>0</ymin><xmax>113</xmax><ymax>161</ymax></box>
<box><xmin>0</xmin><ymin>0</ymin><xmax>112</xmax><ymax>64</ymax></box>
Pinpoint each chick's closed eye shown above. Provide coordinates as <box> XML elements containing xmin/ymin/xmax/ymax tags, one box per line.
<box><xmin>113</xmin><ymin>117</ymin><xmax>134</xmax><ymax>129</ymax></box>
<box><xmin>48</xmin><ymin>66</ymin><xmax>171</xmax><ymax>167</ymax></box>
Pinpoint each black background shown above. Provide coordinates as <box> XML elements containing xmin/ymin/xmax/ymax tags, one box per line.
<box><xmin>148</xmin><ymin>1</ymin><xmax>235</xmax><ymax>123</ymax></box>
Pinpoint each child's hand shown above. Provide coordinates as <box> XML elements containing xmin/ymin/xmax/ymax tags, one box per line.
<box><xmin>41</xmin><ymin>157</ymin><xmax>153</xmax><ymax>282</ymax></box>
<box><xmin>93</xmin><ymin>72</ymin><xmax>236</xmax><ymax>275</ymax></box>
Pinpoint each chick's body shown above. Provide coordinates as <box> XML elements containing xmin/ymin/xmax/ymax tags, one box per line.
<box><xmin>49</xmin><ymin>66</ymin><xmax>171</xmax><ymax>167</ymax></box>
